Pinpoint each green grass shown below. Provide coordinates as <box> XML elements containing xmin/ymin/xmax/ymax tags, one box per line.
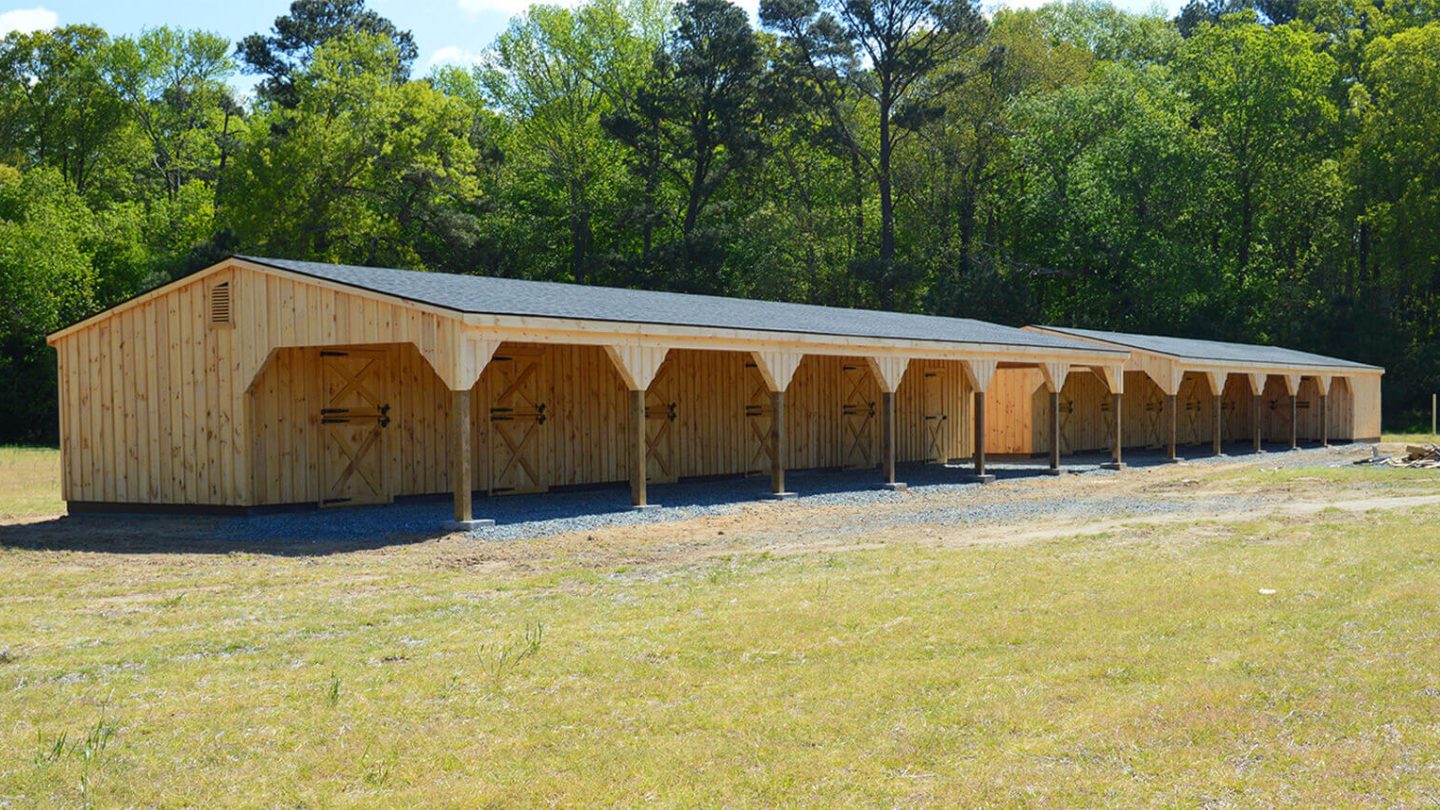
<box><xmin>1384</xmin><ymin>432</ymin><xmax>1440</xmax><ymax>445</ymax></box>
<box><xmin>4</xmin><ymin>506</ymin><xmax>1440</xmax><ymax>804</ymax></box>
<box><xmin>0</xmin><ymin>446</ymin><xmax>63</xmax><ymax>520</ymax></box>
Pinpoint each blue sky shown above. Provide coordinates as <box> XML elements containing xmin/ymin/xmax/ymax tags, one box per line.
<box><xmin>2</xmin><ymin>0</ymin><xmax>1183</xmax><ymax>93</ymax></box>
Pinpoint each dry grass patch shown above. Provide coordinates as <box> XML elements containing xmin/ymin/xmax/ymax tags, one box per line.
<box><xmin>4</xmin><ymin>503</ymin><xmax>1440</xmax><ymax>804</ymax></box>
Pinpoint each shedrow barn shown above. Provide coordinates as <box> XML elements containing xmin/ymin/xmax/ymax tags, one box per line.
<box><xmin>45</xmin><ymin>256</ymin><xmax>1384</xmax><ymax>528</ymax></box>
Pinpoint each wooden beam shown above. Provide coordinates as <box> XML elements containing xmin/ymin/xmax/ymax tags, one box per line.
<box><xmin>453</xmin><ymin>389</ymin><xmax>471</xmax><ymax>522</ymax></box>
<box><xmin>1093</xmin><ymin>364</ymin><xmax>1125</xmax><ymax>395</ymax></box>
<box><xmin>629</xmin><ymin>389</ymin><xmax>649</xmax><ymax>508</ymax></box>
<box><xmin>962</xmin><ymin>358</ymin><xmax>998</xmax><ymax>393</ymax></box>
<box><xmin>867</xmin><ymin>355</ymin><xmax>910</xmax><ymax>394</ymax></box>
<box><xmin>1152</xmin><ymin>363</ymin><xmax>1184</xmax><ymax>397</ymax></box>
<box><xmin>881</xmin><ymin>391</ymin><xmax>902</xmax><ymax>489</ymax></box>
<box><xmin>606</xmin><ymin>345</ymin><xmax>670</xmax><ymax>392</ymax></box>
<box><xmin>1039</xmin><ymin>361</ymin><xmax>1070</xmax><ymax>394</ymax></box>
<box><xmin>1253</xmin><ymin>393</ymin><xmax>1264</xmax><ymax>453</ymax></box>
<box><xmin>1290</xmin><ymin>392</ymin><xmax>1299</xmax><ymax>450</ymax></box>
<box><xmin>1246</xmin><ymin>372</ymin><xmax>1267</xmax><ymax>398</ymax></box>
<box><xmin>1166</xmin><ymin>393</ymin><xmax>1179</xmax><ymax>461</ymax></box>
<box><xmin>751</xmin><ymin>350</ymin><xmax>803</xmax><ymax>393</ymax></box>
<box><xmin>1281</xmin><ymin>374</ymin><xmax>1302</xmax><ymax>398</ymax></box>
<box><xmin>1212</xmin><ymin>394</ymin><xmax>1224</xmax><ymax>456</ymax></box>
<box><xmin>971</xmin><ymin>391</ymin><xmax>993</xmax><ymax>482</ymax></box>
<box><xmin>770</xmin><ymin>390</ymin><xmax>793</xmax><ymax>498</ymax></box>
<box><xmin>1203</xmin><ymin>370</ymin><xmax>1226</xmax><ymax>398</ymax></box>
<box><xmin>1320</xmin><ymin>392</ymin><xmax>1329</xmax><ymax>446</ymax></box>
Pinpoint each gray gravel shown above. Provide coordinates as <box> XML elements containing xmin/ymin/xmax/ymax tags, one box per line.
<box><xmin>214</xmin><ymin>442</ymin><xmax>1369</xmax><ymax>545</ymax></box>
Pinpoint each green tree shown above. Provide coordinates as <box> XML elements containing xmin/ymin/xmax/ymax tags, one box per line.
<box><xmin>223</xmin><ymin>33</ymin><xmax>478</xmax><ymax>268</ymax></box>
<box><xmin>1175</xmin><ymin>15</ymin><xmax>1337</xmax><ymax>284</ymax></box>
<box><xmin>239</xmin><ymin>0</ymin><xmax>418</xmax><ymax>108</ymax></box>
<box><xmin>481</xmin><ymin>1</ymin><xmax>654</xmax><ymax>282</ymax></box>
<box><xmin>107</xmin><ymin>27</ymin><xmax>242</xmax><ymax>199</ymax></box>
<box><xmin>0</xmin><ymin>165</ymin><xmax>103</xmax><ymax>441</ymax></box>
<box><xmin>0</xmin><ymin>26</ymin><xmax>130</xmax><ymax>195</ymax></box>
<box><xmin>761</xmin><ymin>0</ymin><xmax>987</xmax><ymax>281</ymax></box>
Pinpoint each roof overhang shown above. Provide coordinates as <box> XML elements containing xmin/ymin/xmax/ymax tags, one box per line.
<box><xmin>1024</xmin><ymin>326</ymin><xmax>1383</xmax><ymax>378</ymax></box>
<box><xmin>49</xmin><ymin>258</ymin><xmax>1129</xmax><ymax>367</ymax></box>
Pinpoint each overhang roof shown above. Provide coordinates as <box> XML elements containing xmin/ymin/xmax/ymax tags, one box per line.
<box><xmin>1032</xmin><ymin>325</ymin><xmax>1382</xmax><ymax>373</ymax></box>
<box><xmin>234</xmin><ymin>256</ymin><xmax>1125</xmax><ymax>356</ymax></box>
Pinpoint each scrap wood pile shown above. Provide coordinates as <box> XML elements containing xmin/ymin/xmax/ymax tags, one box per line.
<box><xmin>1354</xmin><ymin>444</ymin><xmax>1440</xmax><ymax>468</ymax></box>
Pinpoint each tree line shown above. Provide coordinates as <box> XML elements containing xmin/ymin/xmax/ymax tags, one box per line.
<box><xmin>2</xmin><ymin>0</ymin><xmax>1435</xmax><ymax>442</ymax></box>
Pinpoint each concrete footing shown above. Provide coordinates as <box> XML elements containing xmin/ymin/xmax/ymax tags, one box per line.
<box><xmin>1100</xmin><ymin>462</ymin><xmax>1126</xmax><ymax>471</ymax></box>
<box><xmin>965</xmin><ymin>474</ymin><xmax>997</xmax><ymax>484</ymax></box>
<box><xmin>768</xmin><ymin>491</ymin><xmax>798</xmax><ymax>500</ymax></box>
<box><xmin>444</xmin><ymin>518</ymin><xmax>494</xmax><ymax>532</ymax></box>
<box><xmin>882</xmin><ymin>482</ymin><xmax>908</xmax><ymax>491</ymax></box>
<box><xmin>631</xmin><ymin>503</ymin><xmax>663</xmax><ymax>511</ymax></box>
<box><xmin>1043</xmin><ymin>468</ymin><xmax>1065</xmax><ymax>476</ymax></box>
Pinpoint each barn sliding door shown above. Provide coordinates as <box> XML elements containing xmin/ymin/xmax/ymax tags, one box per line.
<box><xmin>318</xmin><ymin>348</ymin><xmax>393</xmax><ymax>507</ymax></box>
<box><xmin>488</xmin><ymin>349</ymin><xmax>549</xmax><ymax>495</ymax></box>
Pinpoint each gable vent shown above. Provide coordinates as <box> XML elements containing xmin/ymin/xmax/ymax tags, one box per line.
<box><xmin>208</xmin><ymin>282</ymin><xmax>232</xmax><ymax>326</ymax></box>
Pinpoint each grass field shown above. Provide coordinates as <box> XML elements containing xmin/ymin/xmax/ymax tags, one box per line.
<box><xmin>3</xmin><ymin>447</ymin><xmax>1440</xmax><ymax>804</ymax></box>
<box><xmin>0</xmin><ymin>447</ymin><xmax>63</xmax><ymax>521</ymax></box>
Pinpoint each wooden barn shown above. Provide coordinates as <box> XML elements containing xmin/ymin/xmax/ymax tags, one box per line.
<box><xmin>986</xmin><ymin>326</ymin><xmax>1384</xmax><ymax>463</ymax></box>
<box><xmin>45</xmin><ymin>256</ymin><xmax>1136</xmax><ymax>524</ymax></box>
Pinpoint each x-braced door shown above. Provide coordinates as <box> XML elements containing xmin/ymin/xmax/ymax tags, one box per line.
<box><xmin>1143</xmin><ymin>385</ymin><xmax>1165</xmax><ymax>448</ymax></box>
<box><xmin>646</xmin><ymin>358</ymin><xmax>679</xmax><ymax>484</ymax></box>
<box><xmin>488</xmin><ymin>350</ymin><xmax>548</xmax><ymax>495</ymax></box>
<box><xmin>841</xmin><ymin>363</ymin><xmax>876</xmax><ymax>469</ymax></box>
<box><xmin>1058</xmin><ymin>392</ymin><xmax>1076</xmax><ymax>455</ymax></box>
<box><xmin>744</xmin><ymin>361</ymin><xmax>773</xmax><ymax>476</ymax></box>
<box><xmin>922</xmin><ymin>368</ymin><xmax>947</xmax><ymax>463</ymax></box>
<box><xmin>318</xmin><ymin>348</ymin><xmax>392</xmax><ymax>507</ymax></box>
<box><xmin>1180</xmin><ymin>376</ymin><xmax>1204</xmax><ymax>444</ymax></box>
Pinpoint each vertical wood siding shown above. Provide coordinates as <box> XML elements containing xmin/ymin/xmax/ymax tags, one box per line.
<box><xmin>52</xmin><ymin>262</ymin><xmax>1384</xmax><ymax>506</ymax></box>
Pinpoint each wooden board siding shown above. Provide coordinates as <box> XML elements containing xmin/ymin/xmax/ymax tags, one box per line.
<box><xmin>986</xmin><ymin>368</ymin><xmax>1041</xmax><ymax>455</ymax></box>
<box><xmin>54</xmin><ymin>266</ymin><xmax>473</xmax><ymax>506</ymax></box>
<box><xmin>242</xmin><ymin>346</ymin><xmax>979</xmax><ymax>506</ymax></box>
<box><xmin>1349</xmin><ymin>375</ymin><xmax>1379</xmax><ymax>439</ymax></box>
<box><xmin>51</xmin><ymin>258</ymin><xmax>1382</xmax><ymax>508</ymax></box>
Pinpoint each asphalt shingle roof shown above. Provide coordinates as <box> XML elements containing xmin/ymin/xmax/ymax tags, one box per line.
<box><xmin>240</xmin><ymin>256</ymin><xmax>1124</xmax><ymax>355</ymax></box>
<box><xmin>1036</xmin><ymin>325</ymin><xmax>1381</xmax><ymax>372</ymax></box>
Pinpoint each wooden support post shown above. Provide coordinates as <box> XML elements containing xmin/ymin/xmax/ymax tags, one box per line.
<box><xmin>1167</xmin><ymin>393</ymin><xmax>1179</xmax><ymax>461</ymax></box>
<box><xmin>453</xmin><ymin>389</ymin><xmax>471</xmax><ymax>522</ymax></box>
<box><xmin>1212</xmin><ymin>395</ymin><xmax>1224</xmax><ymax>456</ymax></box>
<box><xmin>770</xmin><ymin>390</ymin><xmax>793</xmax><ymax>499</ymax></box>
<box><xmin>444</xmin><ymin>388</ymin><xmax>492</xmax><ymax>531</ymax></box>
<box><xmin>1253</xmin><ymin>394</ymin><xmax>1264</xmax><ymax>453</ymax></box>
<box><xmin>1049</xmin><ymin>390</ymin><xmax>1061</xmax><ymax>472</ymax></box>
<box><xmin>973</xmin><ymin>390</ymin><xmax>991</xmax><ymax>481</ymax></box>
<box><xmin>629</xmin><ymin>388</ymin><xmax>649</xmax><ymax>509</ymax></box>
<box><xmin>881</xmin><ymin>391</ymin><xmax>901</xmax><ymax>489</ymax></box>
<box><xmin>1296</xmin><ymin>392</ymin><xmax>1307</xmax><ymax>446</ymax></box>
<box><xmin>1320</xmin><ymin>393</ymin><xmax>1329</xmax><ymax>447</ymax></box>
<box><xmin>1107</xmin><ymin>393</ymin><xmax>1124</xmax><ymax>468</ymax></box>
<box><xmin>962</xmin><ymin>359</ymin><xmax>996</xmax><ymax>483</ymax></box>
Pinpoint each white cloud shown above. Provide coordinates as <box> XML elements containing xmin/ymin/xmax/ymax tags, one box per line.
<box><xmin>425</xmin><ymin>45</ymin><xmax>484</xmax><ymax>72</ymax></box>
<box><xmin>0</xmin><ymin>6</ymin><xmax>57</xmax><ymax>35</ymax></box>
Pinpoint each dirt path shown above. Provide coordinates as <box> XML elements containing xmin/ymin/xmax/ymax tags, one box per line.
<box><xmin>426</xmin><ymin>445</ymin><xmax>1440</xmax><ymax>572</ymax></box>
